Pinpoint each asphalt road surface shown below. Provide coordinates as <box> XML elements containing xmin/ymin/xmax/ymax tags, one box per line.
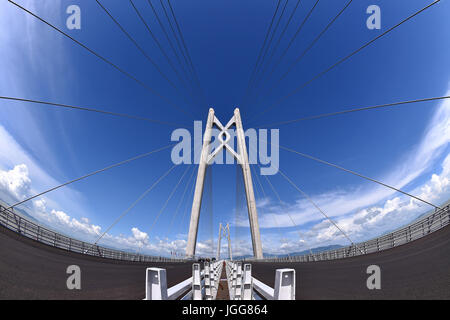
<box><xmin>251</xmin><ymin>225</ymin><xmax>450</xmax><ymax>300</ymax></box>
<box><xmin>1</xmin><ymin>223</ymin><xmax>449</xmax><ymax>299</ymax></box>
<box><xmin>0</xmin><ymin>225</ymin><xmax>192</xmax><ymax>300</ymax></box>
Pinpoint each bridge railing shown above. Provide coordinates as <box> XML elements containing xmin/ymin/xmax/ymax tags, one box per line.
<box><xmin>0</xmin><ymin>204</ymin><xmax>184</xmax><ymax>263</ymax></box>
<box><xmin>252</xmin><ymin>205</ymin><xmax>450</xmax><ymax>263</ymax></box>
<box><xmin>225</xmin><ymin>261</ymin><xmax>295</xmax><ymax>300</ymax></box>
<box><xmin>145</xmin><ymin>261</ymin><xmax>223</xmax><ymax>300</ymax></box>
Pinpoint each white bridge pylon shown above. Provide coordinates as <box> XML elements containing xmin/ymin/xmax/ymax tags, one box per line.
<box><xmin>185</xmin><ymin>108</ymin><xmax>263</xmax><ymax>259</ymax></box>
<box><xmin>217</xmin><ymin>223</ymin><xmax>232</xmax><ymax>261</ymax></box>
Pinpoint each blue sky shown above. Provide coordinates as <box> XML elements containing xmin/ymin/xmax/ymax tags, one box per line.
<box><xmin>0</xmin><ymin>0</ymin><xmax>449</xmax><ymax>257</ymax></box>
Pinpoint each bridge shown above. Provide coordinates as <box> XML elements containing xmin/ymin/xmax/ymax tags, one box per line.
<box><xmin>1</xmin><ymin>204</ymin><xmax>449</xmax><ymax>299</ymax></box>
<box><xmin>1</xmin><ymin>0</ymin><xmax>449</xmax><ymax>301</ymax></box>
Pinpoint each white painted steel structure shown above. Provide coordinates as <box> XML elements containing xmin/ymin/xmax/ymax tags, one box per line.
<box><xmin>144</xmin><ymin>261</ymin><xmax>223</xmax><ymax>300</ymax></box>
<box><xmin>225</xmin><ymin>260</ymin><xmax>295</xmax><ymax>300</ymax></box>
<box><xmin>145</xmin><ymin>260</ymin><xmax>295</xmax><ymax>300</ymax></box>
<box><xmin>217</xmin><ymin>222</ymin><xmax>233</xmax><ymax>261</ymax></box>
<box><xmin>185</xmin><ymin>108</ymin><xmax>263</xmax><ymax>259</ymax></box>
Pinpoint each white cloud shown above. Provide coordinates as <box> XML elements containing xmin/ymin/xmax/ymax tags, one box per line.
<box><xmin>0</xmin><ymin>0</ymin><xmax>77</xmax><ymax>173</ymax></box>
<box><xmin>0</xmin><ymin>124</ymin><xmax>88</xmax><ymax>221</ymax></box>
<box><xmin>287</xmin><ymin>152</ymin><xmax>450</xmax><ymax>249</ymax></box>
<box><xmin>131</xmin><ymin>227</ymin><xmax>149</xmax><ymax>244</ymax></box>
<box><xmin>247</xmin><ymin>89</ymin><xmax>450</xmax><ymax>231</ymax></box>
<box><xmin>29</xmin><ymin>196</ymin><xmax>103</xmax><ymax>238</ymax></box>
<box><xmin>0</xmin><ymin>164</ymin><xmax>31</xmax><ymax>202</ymax></box>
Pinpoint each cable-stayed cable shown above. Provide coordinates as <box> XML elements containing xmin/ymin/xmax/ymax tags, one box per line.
<box><xmin>279</xmin><ymin>145</ymin><xmax>442</xmax><ymax>209</ymax></box>
<box><xmin>261</xmin><ymin>169</ymin><xmax>315</xmax><ymax>257</ymax></box>
<box><xmin>128</xmin><ymin>0</ymin><xmax>199</xmax><ymax>109</ymax></box>
<box><xmin>95</xmin><ymin>0</ymin><xmax>179</xmax><ymax>95</ymax></box>
<box><xmin>159</xmin><ymin>0</ymin><xmax>192</xmax><ymax>85</ymax></box>
<box><xmin>180</xmin><ymin>169</ymin><xmax>197</xmax><ymax>231</ymax></box>
<box><xmin>167</xmin><ymin>0</ymin><xmax>207</xmax><ymax>108</ymax></box>
<box><xmin>242</xmin><ymin>0</ymin><xmax>282</xmax><ymax>107</ymax></box>
<box><xmin>255</xmin><ymin>96</ymin><xmax>450</xmax><ymax>128</ymax></box>
<box><xmin>166</xmin><ymin>166</ymin><xmax>196</xmax><ymax>236</ymax></box>
<box><xmin>250</xmin><ymin>164</ymin><xmax>285</xmax><ymax>237</ymax></box>
<box><xmin>254</xmin><ymin>0</ymin><xmax>319</xmax><ymax>103</ymax></box>
<box><xmin>252</xmin><ymin>0</ymin><xmax>302</xmax><ymax>95</ymax></box>
<box><xmin>148</xmin><ymin>165</ymin><xmax>191</xmax><ymax>234</ymax></box>
<box><xmin>7</xmin><ymin>0</ymin><xmax>193</xmax><ymax>118</ymax></box>
<box><xmin>247</xmin><ymin>0</ymin><xmax>290</xmax><ymax>102</ymax></box>
<box><xmin>86</xmin><ymin>164</ymin><xmax>178</xmax><ymax>252</ymax></box>
<box><xmin>248</xmin><ymin>0</ymin><xmax>441</xmax><ymax>124</ymax></box>
<box><xmin>262</xmin><ymin>0</ymin><xmax>352</xmax><ymax>101</ymax></box>
<box><xmin>2</xmin><ymin>144</ymin><xmax>174</xmax><ymax>211</ymax></box>
<box><xmin>0</xmin><ymin>96</ymin><xmax>190</xmax><ymax>127</ymax></box>
<box><xmin>278</xmin><ymin>168</ymin><xmax>363</xmax><ymax>254</ymax></box>
<box><xmin>248</xmin><ymin>143</ymin><xmax>312</xmax><ymax>255</ymax></box>
<box><xmin>147</xmin><ymin>0</ymin><xmax>193</xmax><ymax>93</ymax></box>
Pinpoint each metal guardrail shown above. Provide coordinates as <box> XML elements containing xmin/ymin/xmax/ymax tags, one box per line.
<box><xmin>2</xmin><ymin>202</ymin><xmax>448</xmax><ymax>265</ymax></box>
<box><xmin>147</xmin><ymin>261</ymin><xmax>295</xmax><ymax>300</ymax></box>
<box><xmin>252</xmin><ymin>205</ymin><xmax>450</xmax><ymax>263</ymax></box>
<box><xmin>225</xmin><ymin>261</ymin><xmax>295</xmax><ymax>300</ymax></box>
<box><xmin>0</xmin><ymin>204</ymin><xmax>184</xmax><ymax>263</ymax></box>
<box><xmin>145</xmin><ymin>261</ymin><xmax>223</xmax><ymax>300</ymax></box>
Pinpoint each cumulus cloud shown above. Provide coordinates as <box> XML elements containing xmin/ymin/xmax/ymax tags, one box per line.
<box><xmin>228</xmin><ymin>87</ymin><xmax>450</xmax><ymax>255</ymax></box>
<box><xmin>0</xmin><ymin>164</ymin><xmax>31</xmax><ymax>202</ymax></box>
<box><xmin>28</xmin><ymin>196</ymin><xmax>103</xmax><ymax>238</ymax></box>
<box><xmin>247</xmin><ymin>90</ymin><xmax>450</xmax><ymax>230</ymax></box>
<box><xmin>131</xmin><ymin>227</ymin><xmax>149</xmax><ymax>244</ymax></box>
<box><xmin>293</xmin><ymin>152</ymin><xmax>450</xmax><ymax>249</ymax></box>
<box><xmin>0</xmin><ymin>159</ymin><xmax>166</xmax><ymax>256</ymax></box>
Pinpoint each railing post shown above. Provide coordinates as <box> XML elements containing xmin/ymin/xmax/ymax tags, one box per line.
<box><xmin>204</xmin><ymin>262</ymin><xmax>211</xmax><ymax>300</ymax></box>
<box><xmin>231</xmin><ymin>262</ymin><xmax>237</xmax><ymax>299</ymax></box>
<box><xmin>273</xmin><ymin>269</ymin><xmax>295</xmax><ymax>300</ymax></box>
<box><xmin>192</xmin><ymin>263</ymin><xmax>202</xmax><ymax>300</ymax></box>
<box><xmin>210</xmin><ymin>262</ymin><xmax>216</xmax><ymax>298</ymax></box>
<box><xmin>145</xmin><ymin>268</ymin><xmax>168</xmax><ymax>300</ymax></box>
<box><xmin>234</xmin><ymin>262</ymin><xmax>242</xmax><ymax>300</ymax></box>
<box><xmin>17</xmin><ymin>215</ymin><xmax>21</xmax><ymax>233</ymax></box>
<box><xmin>242</xmin><ymin>264</ymin><xmax>252</xmax><ymax>300</ymax></box>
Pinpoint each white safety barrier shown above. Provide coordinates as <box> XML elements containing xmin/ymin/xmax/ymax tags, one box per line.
<box><xmin>145</xmin><ymin>261</ymin><xmax>223</xmax><ymax>300</ymax></box>
<box><xmin>242</xmin><ymin>263</ymin><xmax>253</xmax><ymax>300</ymax></box>
<box><xmin>226</xmin><ymin>261</ymin><xmax>295</xmax><ymax>300</ymax></box>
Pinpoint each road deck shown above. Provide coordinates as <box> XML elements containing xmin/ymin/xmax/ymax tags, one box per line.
<box><xmin>1</xmin><ymin>223</ymin><xmax>449</xmax><ymax>299</ymax></box>
<box><xmin>0</xmin><ymin>225</ymin><xmax>192</xmax><ymax>299</ymax></box>
<box><xmin>251</xmin><ymin>224</ymin><xmax>450</xmax><ymax>299</ymax></box>
<box><xmin>215</xmin><ymin>262</ymin><xmax>229</xmax><ymax>300</ymax></box>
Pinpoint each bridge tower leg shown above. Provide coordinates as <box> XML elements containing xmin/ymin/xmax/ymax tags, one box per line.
<box><xmin>234</xmin><ymin>110</ymin><xmax>263</xmax><ymax>259</ymax></box>
<box><xmin>186</xmin><ymin>109</ymin><xmax>215</xmax><ymax>259</ymax></box>
<box><xmin>216</xmin><ymin>223</ymin><xmax>222</xmax><ymax>260</ymax></box>
<box><xmin>185</xmin><ymin>108</ymin><xmax>263</xmax><ymax>259</ymax></box>
<box><xmin>226</xmin><ymin>223</ymin><xmax>233</xmax><ymax>260</ymax></box>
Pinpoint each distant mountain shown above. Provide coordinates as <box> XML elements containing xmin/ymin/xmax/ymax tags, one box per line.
<box><xmin>0</xmin><ymin>199</ymin><xmax>40</xmax><ymax>225</ymax></box>
<box><xmin>233</xmin><ymin>244</ymin><xmax>345</xmax><ymax>260</ymax></box>
<box><xmin>263</xmin><ymin>244</ymin><xmax>344</xmax><ymax>258</ymax></box>
<box><xmin>288</xmin><ymin>244</ymin><xmax>345</xmax><ymax>257</ymax></box>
